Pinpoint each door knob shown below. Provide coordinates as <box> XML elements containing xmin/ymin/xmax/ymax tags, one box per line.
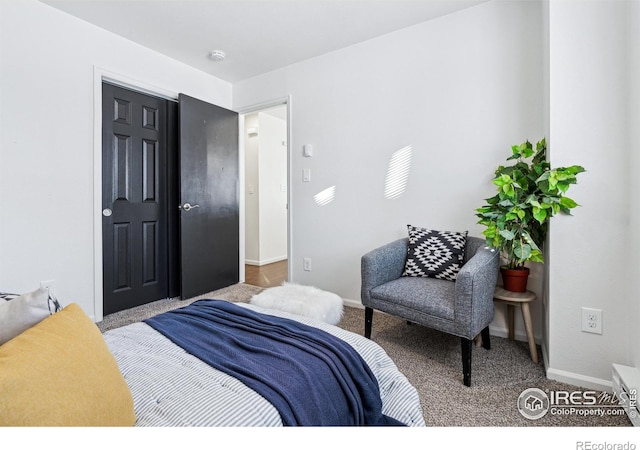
<box><xmin>179</xmin><ymin>202</ymin><xmax>200</xmax><ymax>212</ymax></box>
<box><xmin>102</xmin><ymin>208</ymin><xmax>112</xmax><ymax>217</ymax></box>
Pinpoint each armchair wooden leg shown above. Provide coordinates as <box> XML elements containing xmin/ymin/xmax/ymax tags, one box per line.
<box><xmin>461</xmin><ymin>337</ymin><xmax>473</xmax><ymax>387</ymax></box>
<box><xmin>364</xmin><ymin>307</ymin><xmax>373</xmax><ymax>339</ymax></box>
<box><xmin>481</xmin><ymin>326</ymin><xmax>491</xmax><ymax>350</ymax></box>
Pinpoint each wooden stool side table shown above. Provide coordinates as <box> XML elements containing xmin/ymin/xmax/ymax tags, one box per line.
<box><xmin>493</xmin><ymin>286</ymin><xmax>539</xmax><ymax>364</ymax></box>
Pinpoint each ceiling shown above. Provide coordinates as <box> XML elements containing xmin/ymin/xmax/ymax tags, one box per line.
<box><xmin>42</xmin><ymin>0</ymin><xmax>488</xmax><ymax>83</ymax></box>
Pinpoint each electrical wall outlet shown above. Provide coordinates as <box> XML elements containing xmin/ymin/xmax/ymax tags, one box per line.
<box><xmin>581</xmin><ymin>307</ymin><xmax>602</xmax><ymax>334</ymax></box>
<box><xmin>303</xmin><ymin>258</ymin><xmax>312</xmax><ymax>272</ymax></box>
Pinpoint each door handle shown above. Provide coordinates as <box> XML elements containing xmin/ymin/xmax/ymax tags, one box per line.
<box><xmin>102</xmin><ymin>208</ymin><xmax>112</xmax><ymax>217</ymax></box>
<box><xmin>179</xmin><ymin>202</ymin><xmax>200</xmax><ymax>212</ymax></box>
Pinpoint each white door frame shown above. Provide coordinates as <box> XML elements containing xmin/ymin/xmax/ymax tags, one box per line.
<box><xmin>237</xmin><ymin>96</ymin><xmax>293</xmax><ymax>284</ymax></box>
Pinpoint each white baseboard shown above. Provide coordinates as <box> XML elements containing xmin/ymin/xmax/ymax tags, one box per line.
<box><xmin>343</xmin><ymin>297</ymin><xmax>363</xmax><ymax>309</ymax></box>
<box><xmin>245</xmin><ymin>256</ymin><xmax>287</xmax><ymax>266</ymax></box>
<box><xmin>546</xmin><ymin>367</ymin><xmax>613</xmax><ymax>393</ymax></box>
<box><xmin>488</xmin><ymin>325</ymin><xmax>542</xmax><ymax>345</ymax></box>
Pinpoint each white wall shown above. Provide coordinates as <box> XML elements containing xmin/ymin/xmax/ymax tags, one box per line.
<box><xmin>0</xmin><ymin>0</ymin><xmax>232</xmax><ymax>320</ymax></box>
<box><xmin>244</xmin><ymin>113</ymin><xmax>261</xmax><ymax>262</ymax></box>
<box><xmin>235</xmin><ymin>1</ymin><xmax>544</xmax><ymax>337</ymax></box>
<box><xmin>244</xmin><ymin>111</ymin><xmax>288</xmax><ymax>265</ymax></box>
<box><xmin>256</xmin><ymin>111</ymin><xmax>288</xmax><ymax>264</ymax></box>
<box><xmin>546</xmin><ymin>0</ymin><xmax>630</xmax><ymax>389</ymax></box>
<box><xmin>628</xmin><ymin>0</ymin><xmax>640</xmax><ymax>369</ymax></box>
<box><xmin>541</xmin><ymin>0</ymin><xmax>552</xmax><ymax>368</ymax></box>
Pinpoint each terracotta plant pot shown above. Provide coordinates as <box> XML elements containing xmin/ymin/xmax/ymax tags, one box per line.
<box><xmin>500</xmin><ymin>267</ymin><xmax>530</xmax><ymax>293</ymax></box>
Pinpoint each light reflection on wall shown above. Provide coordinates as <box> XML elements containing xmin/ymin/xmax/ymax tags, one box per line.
<box><xmin>313</xmin><ymin>185</ymin><xmax>336</xmax><ymax>206</ymax></box>
<box><xmin>384</xmin><ymin>145</ymin><xmax>413</xmax><ymax>199</ymax></box>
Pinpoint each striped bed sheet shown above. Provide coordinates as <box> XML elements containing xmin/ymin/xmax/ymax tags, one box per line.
<box><xmin>103</xmin><ymin>302</ymin><xmax>425</xmax><ymax>427</ymax></box>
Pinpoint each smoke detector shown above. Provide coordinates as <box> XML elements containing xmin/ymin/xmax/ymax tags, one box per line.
<box><xmin>208</xmin><ymin>50</ymin><xmax>226</xmax><ymax>62</ymax></box>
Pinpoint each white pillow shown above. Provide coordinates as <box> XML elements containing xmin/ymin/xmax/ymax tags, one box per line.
<box><xmin>0</xmin><ymin>287</ymin><xmax>60</xmax><ymax>345</ymax></box>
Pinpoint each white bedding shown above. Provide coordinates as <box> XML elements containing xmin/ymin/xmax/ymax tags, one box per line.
<box><xmin>103</xmin><ymin>303</ymin><xmax>425</xmax><ymax>427</ymax></box>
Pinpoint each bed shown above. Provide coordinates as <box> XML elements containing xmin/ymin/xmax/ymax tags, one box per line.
<box><xmin>0</xmin><ymin>288</ymin><xmax>425</xmax><ymax>427</ymax></box>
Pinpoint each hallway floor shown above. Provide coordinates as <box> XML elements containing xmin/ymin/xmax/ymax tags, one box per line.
<box><xmin>244</xmin><ymin>260</ymin><xmax>287</xmax><ymax>288</ymax></box>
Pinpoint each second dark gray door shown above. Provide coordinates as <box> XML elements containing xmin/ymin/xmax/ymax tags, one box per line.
<box><xmin>178</xmin><ymin>94</ymin><xmax>239</xmax><ymax>299</ymax></box>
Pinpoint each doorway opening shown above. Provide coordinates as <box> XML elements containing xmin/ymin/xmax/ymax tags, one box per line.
<box><xmin>241</xmin><ymin>104</ymin><xmax>290</xmax><ymax>288</ymax></box>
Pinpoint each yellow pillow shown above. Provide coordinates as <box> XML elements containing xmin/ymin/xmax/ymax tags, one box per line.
<box><xmin>0</xmin><ymin>303</ymin><xmax>136</xmax><ymax>426</ymax></box>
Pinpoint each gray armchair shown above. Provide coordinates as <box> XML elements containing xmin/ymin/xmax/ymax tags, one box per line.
<box><xmin>361</xmin><ymin>236</ymin><xmax>500</xmax><ymax>387</ymax></box>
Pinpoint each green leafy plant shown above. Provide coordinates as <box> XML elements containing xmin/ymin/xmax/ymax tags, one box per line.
<box><xmin>475</xmin><ymin>138</ymin><xmax>585</xmax><ymax>269</ymax></box>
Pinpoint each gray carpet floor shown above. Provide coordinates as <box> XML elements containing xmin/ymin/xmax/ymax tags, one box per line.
<box><xmin>97</xmin><ymin>283</ymin><xmax>632</xmax><ymax>428</ymax></box>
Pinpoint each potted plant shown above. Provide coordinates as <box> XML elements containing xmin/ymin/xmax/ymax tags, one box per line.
<box><xmin>475</xmin><ymin>138</ymin><xmax>585</xmax><ymax>292</ymax></box>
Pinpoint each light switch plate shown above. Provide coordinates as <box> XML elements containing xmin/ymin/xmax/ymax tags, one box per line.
<box><xmin>303</xmin><ymin>144</ymin><xmax>313</xmax><ymax>157</ymax></box>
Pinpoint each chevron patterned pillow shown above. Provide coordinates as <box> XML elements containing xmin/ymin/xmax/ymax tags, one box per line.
<box><xmin>402</xmin><ymin>225</ymin><xmax>467</xmax><ymax>281</ymax></box>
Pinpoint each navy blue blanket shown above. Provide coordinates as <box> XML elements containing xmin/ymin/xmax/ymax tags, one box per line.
<box><xmin>144</xmin><ymin>299</ymin><xmax>403</xmax><ymax>426</ymax></box>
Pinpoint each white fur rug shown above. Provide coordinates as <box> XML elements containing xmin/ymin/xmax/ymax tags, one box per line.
<box><xmin>250</xmin><ymin>282</ymin><xmax>343</xmax><ymax>325</ymax></box>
